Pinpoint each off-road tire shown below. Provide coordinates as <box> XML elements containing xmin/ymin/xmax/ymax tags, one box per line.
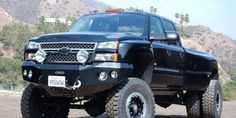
<box><xmin>202</xmin><ymin>79</ymin><xmax>222</xmax><ymax>118</ymax></box>
<box><xmin>84</xmin><ymin>98</ymin><xmax>105</xmax><ymax>117</ymax></box>
<box><xmin>105</xmin><ymin>78</ymin><xmax>155</xmax><ymax>118</ymax></box>
<box><xmin>21</xmin><ymin>84</ymin><xmax>69</xmax><ymax>118</ymax></box>
<box><xmin>186</xmin><ymin>91</ymin><xmax>202</xmax><ymax>118</ymax></box>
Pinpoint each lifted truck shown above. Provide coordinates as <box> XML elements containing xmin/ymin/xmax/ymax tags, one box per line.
<box><xmin>21</xmin><ymin>9</ymin><xmax>222</xmax><ymax>118</ymax></box>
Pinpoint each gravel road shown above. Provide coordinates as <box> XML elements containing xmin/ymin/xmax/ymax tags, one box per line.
<box><xmin>0</xmin><ymin>90</ymin><xmax>235</xmax><ymax>118</ymax></box>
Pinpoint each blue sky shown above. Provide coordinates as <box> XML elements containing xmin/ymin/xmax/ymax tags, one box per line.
<box><xmin>97</xmin><ymin>0</ymin><xmax>236</xmax><ymax>40</ymax></box>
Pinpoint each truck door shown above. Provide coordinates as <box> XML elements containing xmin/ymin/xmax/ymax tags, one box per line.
<box><xmin>150</xmin><ymin>16</ymin><xmax>185</xmax><ymax>87</ymax></box>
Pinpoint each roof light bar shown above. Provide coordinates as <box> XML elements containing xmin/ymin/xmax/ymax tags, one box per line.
<box><xmin>105</xmin><ymin>8</ymin><xmax>124</xmax><ymax>13</ymax></box>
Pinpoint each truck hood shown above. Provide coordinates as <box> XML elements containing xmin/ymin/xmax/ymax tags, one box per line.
<box><xmin>30</xmin><ymin>32</ymin><xmax>146</xmax><ymax>43</ymax></box>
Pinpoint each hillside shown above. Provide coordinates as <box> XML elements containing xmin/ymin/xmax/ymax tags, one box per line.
<box><xmin>184</xmin><ymin>26</ymin><xmax>236</xmax><ymax>73</ymax></box>
<box><xmin>0</xmin><ymin>8</ymin><xmax>12</xmax><ymax>29</ymax></box>
<box><xmin>0</xmin><ymin>0</ymin><xmax>109</xmax><ymax>24</ymax></box>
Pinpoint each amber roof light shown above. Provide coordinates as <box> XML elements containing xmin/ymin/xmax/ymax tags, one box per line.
<box><xmin>105</xmin><ymin>8</ymin><xmax>124</xmax><ymax>13</ymax></box>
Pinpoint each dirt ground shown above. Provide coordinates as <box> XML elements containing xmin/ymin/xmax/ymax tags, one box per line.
<box><xmin>0</xmin><ymin>90</ymin><xmax>236</xmax><ymax>118</ymax></box>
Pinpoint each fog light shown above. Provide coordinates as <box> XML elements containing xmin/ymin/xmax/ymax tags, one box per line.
<box><xmin>99</xmin><ymin>72</ymin><xmax>108</xmax><ymax>81</ymax></box>
<box><xmin>35</xmin><ymin>49</ymin><xmax>47</xmax><ymax>63</ymax></box>
<box><xmin>23</xmin><ymin>70</ymin><xmax>27</xmax><ymax>76</ymax></box>
<box><xmin>111</xmin><ymin>71</ymin><xmax>118</xmax><ymax>78</ymax></box>
<box><xmin>28</xmin><ymin>70</ymin><xmax>33</xmax><ymax>78</ymax></box>
<box><xmin>77</xmin><ymin>50</ymin><xmax>89</xmax><ymax>64</ymax></box>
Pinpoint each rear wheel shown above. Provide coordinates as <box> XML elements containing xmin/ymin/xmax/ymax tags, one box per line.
<box><xmin>21</xmin><ymin>84</ymin><xmax>69</xmax><ymax>118</ymax></box>
<box><xmin>105</xmin><ymin>78</ymin><xmax>155</xmax><ymax>118</ymax></box>
<box><xmin>202</xmin><ymin>79</ymin><xmax>222</xmax><ymax>118</ymax></box>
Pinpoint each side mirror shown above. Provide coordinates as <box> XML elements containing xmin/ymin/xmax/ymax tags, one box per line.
<box><xmin>166</xmin><ymin>32</ymin><xmax>180</xmax><ymax>41</ymax></box>
<box><xmin>149</xmin><ymin>32</ymin><xmax>180</xmax><ymax>41</ymax></box>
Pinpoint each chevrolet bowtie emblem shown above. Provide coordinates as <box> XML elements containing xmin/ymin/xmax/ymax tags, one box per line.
<box><xmin>58</xmin><ymin>47</ymin><xmax>71</xmax><ymax>55</ymax></box>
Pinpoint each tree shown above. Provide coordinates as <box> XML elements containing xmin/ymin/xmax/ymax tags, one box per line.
<box><xmin>174</xmin><ymin>13</ymin><xmax>190</xmax><ymax>36</ymax></box>
<box><xmin>149</xmin><ymin>6</ymin><xmax>157</xmax><ymax>14</ymax></box>
<box><xmin>184</xmin><ymin>14</ymin><xmax>190</xmax><ymax>25</ymax></box>
<box><xmin>66</xmin><ymin>16</ymin><xmax>77</xmax><ymax>26</ymax></box>
<box><xmin>153</xmin><ymin>8</ymin><xmax>157</xmax><ymax>14</ymax></box>
<box><xmin>150</xmin><ymin>6</ymin><xmax>154</xmax><ymax>13</ymax></box>
<box><xmin>127</xmin><ymin>7</ymin><xmax>136</xmax><ymax>11</ymax></box>
<box><xmin>37</xmin><ymin>16</ymin><xmax>51</xmax><ymax>34</ymax></box>
<box><xmin>180</xmin><ymin>14</ymin><xmax>185</xmax><ymax>25</ymax></box>
<box><xmin>175</xmin><ymin>13</ymin><xmax>180</xmax><ymax>23</ymax></box>
<box><xmin>14</xmin><ymin>23</ymin><xmax>36</xmax><ymax>60</ymax></box>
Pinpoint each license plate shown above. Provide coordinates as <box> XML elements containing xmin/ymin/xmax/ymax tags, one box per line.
<box><xmin>48</xmin><ymin>76</ymin><xmax>66</xmax><ymax>87</ymax></box>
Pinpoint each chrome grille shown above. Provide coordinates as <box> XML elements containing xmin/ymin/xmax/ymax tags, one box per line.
<box><xmin>40</xmin><ymin>42</ymin><xmax>96</xmax><ymax>63</ymax></box>
<box><xmin>45</xmin><ymin>52</ymin><xmax>94</xmax><ymax>63</ymax></box>
<box><xmin>40</xmin><ymin>42</ymin><xmax>96</xmax><ymax>50</ymax></box>
<box><xmin>46</xmin><ymin>53</ymin><xmax>77</xmax><ymax>63</ymax></box>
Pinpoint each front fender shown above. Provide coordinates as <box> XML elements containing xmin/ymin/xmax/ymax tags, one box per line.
<box><xmin>118</xmin><ymin>40</ymin><xmax>154</xmax><ymax>84</ymax></box>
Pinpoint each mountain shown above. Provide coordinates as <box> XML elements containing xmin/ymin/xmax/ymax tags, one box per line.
<box><xmin>0</xmin><ymin>0</ymin><xmax>109</xmax><ymax>24</ymax></box>
<box><xmin>184</xmin><ymin>26</ymin><xmax>236</xmax><ymax>72</ymax></box>
<box><xmin>0</xmin><ymin>7</ymin><xmax>12</xmax><ymax>29</ymax></box>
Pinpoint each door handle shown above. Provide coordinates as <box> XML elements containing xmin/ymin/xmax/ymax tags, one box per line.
<box><xmin>167</xmin><ymin>50</ymin><xmax>172</xmax><ymax>56</ymax></box>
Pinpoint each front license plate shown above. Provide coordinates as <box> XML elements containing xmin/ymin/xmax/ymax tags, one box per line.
<box><xmin>48</xmin><ymin>76</ymin><xmax>66</xmax><ymax>87</ymax></box>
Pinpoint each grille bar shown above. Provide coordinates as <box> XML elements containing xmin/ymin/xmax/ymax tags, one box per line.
<box><xmin>40</xmin><ymin>42</ymin><xmax>97</xmax><ymax>50</ymax></box>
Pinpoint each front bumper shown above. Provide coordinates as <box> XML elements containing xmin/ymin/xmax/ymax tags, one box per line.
<box><xmin>22</xmin><ymin>61</ymin><xmax>133</xmax><ymax>97</ymax></box>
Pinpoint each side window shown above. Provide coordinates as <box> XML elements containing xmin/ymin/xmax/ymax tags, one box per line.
<box><xmin>163</xmin><ymin>20</ymin><xmax>176</xmax><ymax>32</ymax></box>
<box><xmin>150</xmin><ymin>16</ymin><xmax>165</xmax><ymax>37</ymax></box>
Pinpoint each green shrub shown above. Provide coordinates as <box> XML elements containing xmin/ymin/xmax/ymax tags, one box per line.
<box><xmin>0</xmin><ymin>57</ymin><xmax>25</xmax><ymax>89</ymax></box>
<box><xmin>223</xmin><ymin>80</ymin><xmax>236</xmax><ymax>101</ymax></box>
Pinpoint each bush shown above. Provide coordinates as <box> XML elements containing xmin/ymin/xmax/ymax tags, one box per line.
<box><xmin>0</xmin><ymin>57</ymin><xmax>25</xmax><ymax>89</ymax></box>
<box><xmin>223</xmin><ymin>80</ymin><xmax>236</xmax><ymax>101</ymax></box>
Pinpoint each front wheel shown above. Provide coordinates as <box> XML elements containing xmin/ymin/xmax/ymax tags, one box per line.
<box><xmin>202</xmin><ymin>80</ymin><xmax>223</xmax><ymax>118</ymax></box>
<box><xmin>21</xmin><ymin>84</ymin><xmax>69</xmax><ymax>118</ymax></box>
<box><xmin>105</xmin><ymin>78</ymin><xmax>155</xmax><ymax>118</ymax></box>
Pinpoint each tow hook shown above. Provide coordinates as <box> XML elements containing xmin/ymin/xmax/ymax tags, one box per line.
<box><xmin>66</xmin><ymin>77</ymin><xmax>81</xmax><ymax>90</ymax></box>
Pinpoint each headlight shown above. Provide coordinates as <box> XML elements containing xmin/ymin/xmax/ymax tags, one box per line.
<box><xmin>95</xmin><ymin>53</ymin><xmax>118</xmax><ymax>62</ymax></box>
<box><xmin>97</xmin><ymin>41</ymin><xmax>119</xmax><ymax>49</ymax></box>
<box><xmin>26</xmin><ymin>42</ymin><xmax>41</xmax><ymax>49</ymax></box>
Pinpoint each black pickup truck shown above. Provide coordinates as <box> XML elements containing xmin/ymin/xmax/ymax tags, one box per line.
<box><xmin>21</xmin><ymin>9</ymin><xmax>222</xmax><ymax>118</ymax></box>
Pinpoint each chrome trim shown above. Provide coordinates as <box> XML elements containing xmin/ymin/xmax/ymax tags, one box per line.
<box><xmin>39</xmin><ymin>42</ymin><xmax>98</xmax><ymax>51</ymax></box>
<box><xmin>154</xmin><ymin>67</ymin><xmax>180</xmax><ymax>73</ymax></box>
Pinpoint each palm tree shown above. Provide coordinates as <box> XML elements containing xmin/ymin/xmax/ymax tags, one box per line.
<box><xmin>153</xmin><ymin>8</ymin><xmax>157</xmax><ymax>14</ymax></box>
<box><xmin>184</xmin><ymin>14</ymin><xmax>189</xmax><ymax>25</ymax></box>
<box><xmin>150</xmin><ymin>6</ymin><xmax>154</xmax><ymax>13</ymax></box>
<box><xmin>179</xmin><ymin>14</ymin><xmax>185</xmax><ymax>32</ymax></box>
<box><xmin>180</xmin><ymin>14</ymin><xmax>185</xmax><ymax>25</ymax></box>
<box><xmin>175</xmin><ymin>13</ymin><xmax>180</xmax><ymax>23</ymax></box>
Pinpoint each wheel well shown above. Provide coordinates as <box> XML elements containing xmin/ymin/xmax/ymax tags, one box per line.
<box><xmin>132</xmin><ymin>53</ymin><xmax>153</xmax><ymax>84</ymax></box>
<box><xmin>212</xmin><ymin>68</ymin><xmax>219</xmax><ymax>80</ymax></box>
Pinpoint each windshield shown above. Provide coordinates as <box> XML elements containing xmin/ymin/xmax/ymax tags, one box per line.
<box><xmin>69</xmin><ymin>13</ymin><xmax>146</xmax><ymax>36</ymax></box>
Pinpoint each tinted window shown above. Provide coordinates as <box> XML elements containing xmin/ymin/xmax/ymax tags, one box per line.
<box><xmin>150</xmin><ymin>16</ymin><xmax>165</xmax><ymax>37</ymax></box>
<box><xmin>70</xmin><ymin>14</ymin><xmax>146</xmax><ymax>36</ymax></box>
<box><xmin>163</xmin><ymin>20</ymin><xmax>176</xmax><ymax>31</ymax></box>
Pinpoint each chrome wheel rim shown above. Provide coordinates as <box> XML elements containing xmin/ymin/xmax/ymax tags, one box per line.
<box><xmin>216</xmin><ymin>90</ymin><xmax>222</xmax><ymax>112</ymax></box>
<box><xmin>125</xmin><ymin>92</ymin><xmax>147</xmax><ymax>118</ymax></box>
